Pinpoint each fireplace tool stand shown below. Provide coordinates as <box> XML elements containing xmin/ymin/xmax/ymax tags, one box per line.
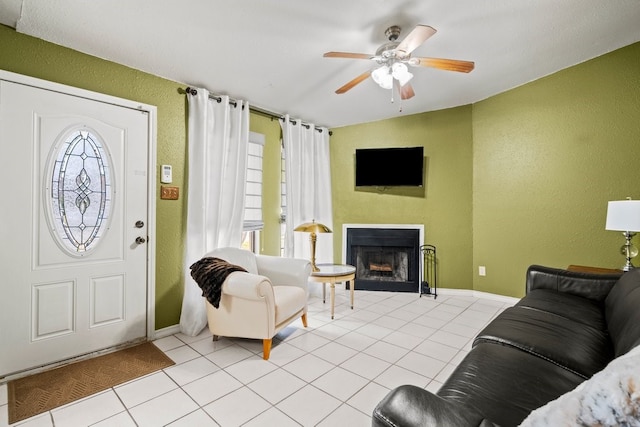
<box><xmin>420</xmin><ymin>244</ymin><xmax>437</xmax><ymax>299</ymax></box>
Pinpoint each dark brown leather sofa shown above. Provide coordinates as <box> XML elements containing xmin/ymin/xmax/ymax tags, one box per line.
<box><xmin>372</xmin><ymin>265</ymin><xmax>640</xmax><ymax>427</ymax></box>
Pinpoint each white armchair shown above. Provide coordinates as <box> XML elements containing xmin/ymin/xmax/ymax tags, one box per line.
<box><xmin>203</xmin><ymin>247</ymin><xmax>311</xmax><ymax>360</ymax></box>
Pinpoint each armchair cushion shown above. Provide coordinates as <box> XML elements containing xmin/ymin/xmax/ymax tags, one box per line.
<box><xmin>208</xmin><ymin>247</ymin><xmax>259</xmax><ymax>274</ymax></box>
<box><xmin>256</xmin><ymin>254</ymin><xmax>311</xmax><ymax>290</ymax></box>
<box><xmin>273</xmin><ymin>286</ymin><xmax>307</xmax><ymax>325</ymax></box>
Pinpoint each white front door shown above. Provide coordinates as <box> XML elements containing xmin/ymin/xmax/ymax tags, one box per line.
<box><xmin>0</xmin><ymin>74</ymin><xmax>153</xmax><ymax>377</ymax></box>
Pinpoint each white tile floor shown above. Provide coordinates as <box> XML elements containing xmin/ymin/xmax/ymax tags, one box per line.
<box><xmin>0</xmin><ymin>289</ymin><xmax>512</xmax><ymax>427</ymax></box>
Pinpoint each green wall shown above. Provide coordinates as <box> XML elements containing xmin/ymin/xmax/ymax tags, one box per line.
<box><xmin>333</xmin><ymin>42</ymin><xmax>640</xmax><ymax>298</ymax></box>
<box><xmin>472</xmin><ymin>42</ymin><xmax>640</xmax><ymax>297</ymax></box>
<box><xmin>331</xmin><ymin>106</ymin><xmax>474</xmax><ymax>290</ymax></box>
<box><xmin>3</xmin><ymin>23</ymin><xmax>639</xmax><ymax>320</ymax></box>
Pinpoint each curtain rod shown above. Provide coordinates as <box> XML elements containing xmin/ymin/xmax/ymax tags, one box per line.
<box><xmin>184</xmin><ymin>87</ymin><xmax>331</xmax><ymax>135</ymax></box>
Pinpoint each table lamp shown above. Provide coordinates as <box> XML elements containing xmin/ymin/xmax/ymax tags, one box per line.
<box><xmin>605</xmin><ymin>198</ymin><xmax>640</xmax><ymax>271</ymax></box>
<box><xmin>294</xmin><ymin>220</ymin><xmax>332</xmax><ymax>272</ymax></box>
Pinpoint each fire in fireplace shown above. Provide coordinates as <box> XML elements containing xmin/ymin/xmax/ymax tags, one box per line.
<box><xmin>345</xmin><ymin>227</ymin><xmax>421</xmax><ymax>292</ymax></box>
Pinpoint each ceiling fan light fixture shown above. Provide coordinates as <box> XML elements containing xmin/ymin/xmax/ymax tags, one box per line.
<box><xmin>397</xmin><ymin>71</ymin><xmax>414</xmax><ymax>87</ymax></box>
<box><xmin>371</xmin><ymin>65</ymin><xmax>393</xmax><ymax>89</ymax></box>
<box><xmin>391</xmin><ymin>62</ymin><xmax>408</xmax><ymax>76</ymax></box>
<box><xmin>324</xmin><ymin>23</ymin><xmax>474</xmax><ymax>97</ymax></box>
<box><xmin>391</xmin><ymin>62</ymin><xmax>414</xmax><ymax>86</ymax></box>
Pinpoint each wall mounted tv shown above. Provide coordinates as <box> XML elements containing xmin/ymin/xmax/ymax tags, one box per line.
<box><xmin>355</xmin><ymin>146</ymin><xmax>424</xmax><ymax>187</ymax></box>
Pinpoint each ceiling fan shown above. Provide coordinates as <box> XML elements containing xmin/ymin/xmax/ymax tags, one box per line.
<box><xmin>324</xmin><ymin>25</ymin><xmax>475</xmax><ymax>100</ymax></box>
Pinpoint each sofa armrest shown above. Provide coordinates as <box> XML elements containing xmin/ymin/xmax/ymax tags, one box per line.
<box><xmin>526</xmin><ymin>265</ymin><xmax>621</xmax><ymax>301</ymax></box>
<box><xmin>222</xmin><ymin>272</ymin><xmax>274</xmax><ymax>302</ymax></box>
<box><xmin>372</xmin><ymin>385</ymin><xmax>500</xmax><ymax>427</ymax></box>
<box><xmin>256</xmin><ymin>255</ymin><xmax>311</xmax><ymax>288</ymax></box>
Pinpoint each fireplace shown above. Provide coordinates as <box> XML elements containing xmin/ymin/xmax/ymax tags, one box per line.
<box><xmin>343</xmin><ymin>225</ymin><xmax>423</xmax><ymax>292</ymax></box>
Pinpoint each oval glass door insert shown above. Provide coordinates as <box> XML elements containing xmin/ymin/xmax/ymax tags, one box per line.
<box><xmin>47</xmin><ymin>128</ymin><xmax>113</xmax><ymax>255</ymax></box>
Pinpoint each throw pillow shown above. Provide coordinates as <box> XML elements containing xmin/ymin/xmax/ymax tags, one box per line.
<box><xmin>519</xmin><ymin>345</ymin><xmax>640</xmax><ymax>426</ymax></box>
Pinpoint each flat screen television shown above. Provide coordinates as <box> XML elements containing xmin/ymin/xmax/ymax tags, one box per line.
<box><xmin>355</xmin><ymin>146</ymin><xmax>424</xmax><ymax>187</ymax></box>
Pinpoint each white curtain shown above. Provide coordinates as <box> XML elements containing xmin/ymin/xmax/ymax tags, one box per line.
<box><xmin>281</xmin><ymin>115</ymin><xmax>333</xmax><ymax>263</ymax></box>
<box><xmin>179</xmin><ymin>88</ymin><xmax>250</xmax><ymax>336</ymax></box>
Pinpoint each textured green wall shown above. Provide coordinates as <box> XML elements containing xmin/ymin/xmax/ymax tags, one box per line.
<box><xmin>472</xmin><ymin>42</ymin><xmax>640</xmax><ymax>297</ymax></box>
<box><xmin>331</xmin><ymin>106</ymin><xmax>474</xmax><ymax>290</ymax></box>
<box><xmin>3</xmin><ymin>24</ymin><xmax>639</xmax><ymax>320</ymax></box>
<box><xmin>0</xmin><ymin>25</ymin><xmax>187</xmax><ymax>329</ymax></box>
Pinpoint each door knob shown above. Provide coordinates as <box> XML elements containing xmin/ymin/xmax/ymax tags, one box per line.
<box><xmin>135</xmin><ymin>220</ymin><xmax>145</xmax><ymax>228</ymax></box>
<box><xmin>135</xmin><ymin>236</ymin><xmax>146</xmax><ymax>244</ymax></box>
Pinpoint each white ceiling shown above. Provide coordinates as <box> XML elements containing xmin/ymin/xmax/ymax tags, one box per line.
<box><xmin>2</xmin><ymin>0</ymin><xmax>640</xmax><ymax>128</ymax></box>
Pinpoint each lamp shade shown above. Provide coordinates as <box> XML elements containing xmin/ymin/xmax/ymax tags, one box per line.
<box><xmin>371</xmin><ymin>65</ymin><xmax>393</xmax><ymax>90</ymax></box>
<box><xmin>605</xmin><ymin>200</ymin><xmax>640</xmax><ymax>232</ymax></box>
<box><xmin>391</xmin><ymin>62</ymin><xmax>413</xmax><ymax>87</ymax></box>
<box><xmin>294</xmin><ymin>221</ymin><xmax>332</xmax><ymax>234</ymax></box>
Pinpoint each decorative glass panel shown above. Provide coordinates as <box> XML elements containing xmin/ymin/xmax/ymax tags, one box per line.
<box><xmin>48</xmin><ymin>129</ymin><xmax>112</xmax><ymax>255</ymax></box>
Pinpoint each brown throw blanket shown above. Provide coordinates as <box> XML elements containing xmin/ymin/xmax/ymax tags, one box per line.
<box><xmin>190</xmin><ymin>257</ymin><xmax>247</xmax><ymax>308</ymax></box>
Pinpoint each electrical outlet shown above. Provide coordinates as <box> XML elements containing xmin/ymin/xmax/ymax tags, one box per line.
<box><xmin>160</xmin><ymin>186</ymin><xmax>179</xmax><ymax>200</ymax></box>
<box><xmin>479</xmin><ymin>266</ymin><xmax>486</xmax><ymax>276</ymax></box>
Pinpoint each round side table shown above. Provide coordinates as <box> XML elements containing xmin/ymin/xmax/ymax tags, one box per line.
<box><xmin>309</xmin><ymin>263</ymin><xmax>356</xmax><ymax>319</ymax></box>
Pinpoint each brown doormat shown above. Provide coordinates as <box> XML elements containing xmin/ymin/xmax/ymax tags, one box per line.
<box><xmin>7</xmin><ymin>341</ymin><xmax>175</xmax><ymax>424</ymax></box>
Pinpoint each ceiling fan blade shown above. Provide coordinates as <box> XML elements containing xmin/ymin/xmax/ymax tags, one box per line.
<box><xmin>335</xmin><ymin>70</ymin><xmax>372</xmax><ymax>94</ymax></box>
<box><xmin>324</xmin><ymin>51</ymin><xmax>373</xmax><ymax>60</ymax></box>
<box><xmin>413</xmin><ymin>57</ymin><xmax>475</xmax><ymax>73</ymax></box>
<box><xmin>395</xmin><ymin>25</ymin><xmax>436</xmax><ymax>56</ymax></box>
<box><xmin>400</xmin><ymin>82</ymin><xmax>415</xmax><ymax>100</ymax></box>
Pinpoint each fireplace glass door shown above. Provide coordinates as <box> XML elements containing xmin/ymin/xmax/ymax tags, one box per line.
<box><xmin>346</xmin><ymin>228</ymin><xmax>420</xmax><ymax>292</ymax></box>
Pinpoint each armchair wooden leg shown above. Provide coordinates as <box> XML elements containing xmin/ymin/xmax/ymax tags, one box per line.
<box><xmin>301</xmin><ymin>313</ymin><xmax>308</xmax><ymax>328</ymax></box>
<box><xmin>262</xmin><ymin>339</ymin><xmax>272</xmax><ymax>360</ymax></box>
<box><xmin>212</xmin><ymin>335</ymin><xmax>219</xmax><ymax>341</ymax></box>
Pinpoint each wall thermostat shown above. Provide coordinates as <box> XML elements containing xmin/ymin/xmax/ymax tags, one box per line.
<box><xmin>161</xmin><ymin>164</ymin><xmax>172</xmax><ymax>183</ymax></box>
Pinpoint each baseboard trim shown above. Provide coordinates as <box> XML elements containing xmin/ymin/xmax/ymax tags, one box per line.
<box><xmin>434</xmin><ymin>288</ymin><xmax>520</xmax><ymax>305</ymax></box>
<box><xmin>153</xmin><ymin>290</ymin><xmax>519</xmax><ymax>341</ymax></box>
<box><xmin>154</xmin><ymin>324</ymin><xmax>181</xmax><ymax>339</ymax></box>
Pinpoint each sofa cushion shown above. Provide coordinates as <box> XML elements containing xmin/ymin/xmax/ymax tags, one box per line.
<box><xmin>373</xmin><ymin>384</ymin><xmax>499</xmax><ymax>427</ymax></box>
<box><xmin>437</xmin><ymin>342</ymin><xmax>585</xmax><ymax>427</ymax></box>
<box><xmin>605</xmin><ymin>268</ymin><xmax>640</xmax><ymax>357</ymax></box>
<box><xmin>516</xmin><ymin>289</ymin><xmax>606</xmax><ymax>330</ymax></box>
<box><xmin>526</xmin><ymin>265</ymin><xmax>620</xmax><ymax>301</ymax></box>
<box><xmin>474</xmin><ymin>306</ymin><xmax>612</xmax><ymax>378</ymax></box>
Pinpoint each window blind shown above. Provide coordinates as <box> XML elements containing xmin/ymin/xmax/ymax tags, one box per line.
<box><xmin>244</xmin><ymin>132</ymin><xmax>264</xmax><ymax>231</ymax></box>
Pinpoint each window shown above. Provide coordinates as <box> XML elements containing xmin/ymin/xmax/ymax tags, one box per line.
<box><xmin>243</xmin><ymin>132</ymin><xmax>264</xmax><ymax>253</ymax></box>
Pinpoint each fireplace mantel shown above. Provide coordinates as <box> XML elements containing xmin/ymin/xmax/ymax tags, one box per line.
<box><xmin>342</xmin><ymin>224</ymin><xmax>425</xmax><ymax>263</ymax></box>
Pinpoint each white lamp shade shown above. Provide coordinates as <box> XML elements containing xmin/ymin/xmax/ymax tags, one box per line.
<box><xmin>372</xmin><ymin>66</ymin><xmax>393</xmax><ymax>89</ymax></box>
<box><xmin>391</xmin><ymin>62</ymin><xmax>408</xmax><ymax>77</ymax></box>
<box><xmin>605</xmin><ymin>200</ymin><xmax>640</xmax><ymax>231</ymax></box>
<box><xmin>396</xmin><ymin>70</ymin><xmax>413</xmax><ymax>87</ymax></box>
<box><xmin>391</xmin><ymin>62</ymin><xmax>413</xmax><ymax>87</ymax></box>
